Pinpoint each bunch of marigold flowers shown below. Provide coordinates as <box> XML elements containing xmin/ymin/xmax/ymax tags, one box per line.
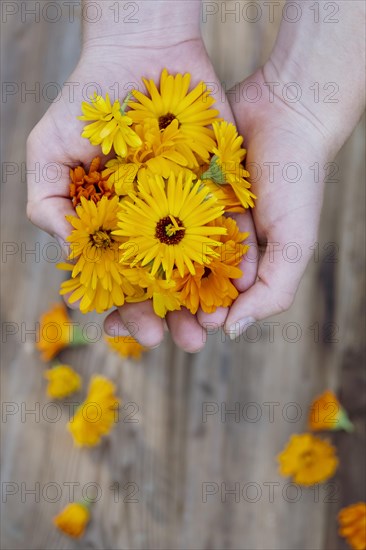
<box><xmin>58</xmin><ymin>69</ymin><xmax>256</xmax><ymax>317</ymax></box>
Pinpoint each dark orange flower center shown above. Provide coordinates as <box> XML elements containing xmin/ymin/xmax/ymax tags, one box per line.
<box><xmin>158</xmin><ymin>112</ymin><xmax>177</xmax><ymax>130</ymax></box>
<box><xmin>155</xmin><ymin>216</ymin><xmax>185</xmax><ymax>245</ymax></box>
<box><xmin>203</xmin><ymin>267</ymin><xmax>212</xmax><ymax>278</ymax></box>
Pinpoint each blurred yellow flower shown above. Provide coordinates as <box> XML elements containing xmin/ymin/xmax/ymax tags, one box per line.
<box><xmin>53</xmin><ymin>501</ymin><xmax>90</xmax><ymax>538</ymax></box>
<box><xmin>68</xmin><ymin>376</ymin><xmax>120</xmax><ymax>447</ymax></box>
<box><xmin>36</xmin><ymin>304</ymin><xmax>85</xmax><ymax>361</ymax></box>
<box><xmin>128</xmin><ymin>69</ymin><xmax>219</xmax><ymax>165</ymax></box>
<box><xmin>79</xmin><ymin>92</ymin><xmax>142</xmax><ymax>157</ymax></box>
<box><xmin>277</xmin><ymin>433</ymin><xmax>338</xmax><ymax>486</ymax></box>
<box><xmin>44</xmin><ymin>365</ymin><xmax>82</xmax><ymax>399</ymax></box>
<box><xmin>338</xmin><ymin>502</ymin><xmax>366</xmax><ymax>550</ymax></box>
<box><xmin>202</xmin><ymin>121</ymin><xmax>256</xmax><ymax>209</ymax></box>
<box><xmin>58</xmin><ymin>196</ymin><xmax>142</xmax><ymax>313</ymax></box>
<box><xmin>308</xmin><ymin>389</ymin><xmax>354</xmax><ymax>432</ymax></box>
<box><xmin>105</xmin><ymin>335</ymin><xmax>146</xmax><ymax>359</ymax></box>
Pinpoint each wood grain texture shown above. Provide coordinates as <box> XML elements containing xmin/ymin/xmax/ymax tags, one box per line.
<box><xmin>1</xmin><ymin>2</ymin><xmax>365</xmax><ymax>549</ymax></box>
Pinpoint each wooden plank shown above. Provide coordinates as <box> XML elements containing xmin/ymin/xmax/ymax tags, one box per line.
<box><xmin>1</xmin><ymin>3</ymin><xmax>365</xmax><ymax>549</ymax></box>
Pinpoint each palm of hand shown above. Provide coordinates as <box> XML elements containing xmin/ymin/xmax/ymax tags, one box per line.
<box><xmin>27</xmin><ymin>40</ymin><xmax>258</xmax><ymax>351</ymax></box>
<box><xmin>224</xmin><ymin>68</ymin><xmax>327</xmax><ymax>335</ymax></box>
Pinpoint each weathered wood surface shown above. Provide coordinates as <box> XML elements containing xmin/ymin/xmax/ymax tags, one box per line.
<box><xmin>1</xmin><ymin>2</ymin><xmax>365</xmax><ymax>549</ymax></box>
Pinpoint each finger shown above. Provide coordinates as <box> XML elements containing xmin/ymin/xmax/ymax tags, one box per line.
<box><xmin>166</xmin><ymin>308</ymin><xmax>206</xmax><ymax>353</ymax></box>
<box><xmin>224</xmin><ymin>234</ymin><xmax>313</xmax><ymax>339</ymax></box>
<box><xmin>227</xmin><ymin>211</ymin><xmax>258</xmax><ymax>292</ymax></box>
<box><xmin>197</xmin><ymin>306</ymin><xmax>228</xmax><ymax>330</ymax></box>
<box><xmin>26</xmin><ymin>115</ymin><xmax>94</xmax><ymax>242</ymax></box>
<box><xmin>117</xmin><ymin>301</ymin><xmax>164</xmax><ymax>349</ymax></box>
<box><xmin>104</xmin><ymin>310</ymin><xmax>132</xmax><ymax>337</ymax></box>
<box><xmin>196</xmin><ymin>210</ymin><xmax>258</xmax><ymax>328</ymax></box>
<box><xmin>27</xmin><ymin>196</ymin><xmax>74</xmax><ymax>247</ymax></box>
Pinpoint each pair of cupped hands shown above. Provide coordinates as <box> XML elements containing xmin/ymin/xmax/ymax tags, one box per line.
<box><xmin>27</xmin><ymin>39</ymin><xmax>327</xmax><ymax>353</ymax></box>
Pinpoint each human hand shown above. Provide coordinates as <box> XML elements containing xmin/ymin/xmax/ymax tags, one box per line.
<box><xmin>219</xmin><ymin>0</ymin><xmax>365</xmax><ymax>339</ymax></box>
<box><xmin>27</xmin><ymin>13</ymin><xmax>258</xmax><ymax>352</ymax></box>
<box><xmin>220</xmin><ymin>63</ymin><xmax>349</xmax><ymax>338</ymax></box>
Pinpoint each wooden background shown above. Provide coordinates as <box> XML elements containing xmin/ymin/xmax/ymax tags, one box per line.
<box><xmin>1</xmin><ymin>2</ymin><xmax>365</xmax><ymax>549</ymax></box>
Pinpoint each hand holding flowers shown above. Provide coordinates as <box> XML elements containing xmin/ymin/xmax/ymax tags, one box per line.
<box><xmin>57</xmin><ymin>69</ymin><xmax>256</xmax><ymax>343</ymax></box>
<box><xmin>27</xmin><ymin>27</ymin><xmax>257</xmax><ymax>351</ymax></box>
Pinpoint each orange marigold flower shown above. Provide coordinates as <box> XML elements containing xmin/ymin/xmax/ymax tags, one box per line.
<box><xmin>36</xmin><ymin>304</ymin><xmax>86</xmax><ymax>361</ymax></box>
<box><xmin>308</xmin><ymin>389</ymin><xmax>354</xmax><ymax>432</ymax></box>
<box><xmin>69</xmin><ymin>157</ymin><xmax>114</xmax><ymax>207</ymax></box>
<box><xmin>277</xmin><ymin>433</ymin><xmax>338</xmax><ymax>486</ymax></box>
<box><xmin>68</xmin><ymin>375</ymin><xmax>120</xmax><ymax>447</ymax></box>
<box><xmin>338</xmin><ymin>502</ymin><xmax>366</xmax><ymax>550</ymax></box>
<box><xmin>53</xmin><ymin>501</ymin><xmax>90</xmax><ymax>538</ymax></box>
<box><xmin>173</xmin><ymin>216</ymin><xmax>249</xmax><ymax>314</ymax></box>
<box><xmin>105</xmin><ymin>335</ymin><xmax>146</xmax><ymax>359</ymax></box>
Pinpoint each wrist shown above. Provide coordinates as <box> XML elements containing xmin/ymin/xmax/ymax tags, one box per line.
<box><xmin>82</xmin><ymin>0</ymin><xmax>202</xmax><ymax>49</ymax></box>
<box><xmin>267</xmin><ymin>1</ymin><xmax>365</xmax><ymax>155</ymax></box>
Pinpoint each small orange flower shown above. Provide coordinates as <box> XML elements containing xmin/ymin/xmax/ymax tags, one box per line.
<box><xmin>338</xmin><ymin>502</ymin><xmax>366</xmax><ymax>550</ymax></box>
<box><xmin>69</xmin><ymin>157</ymin><xmax>114</xmax><ymax>207</ymax></box>
<box><xmin>173</xmin><ymin>216</ymin><xmax>249</xmax><ymax>313</ymax></box>
<box><xmin>308</xmin><ymin>390</ymin><xmax>354</xmax><ymax>432</ymax></box>
<box><xmin>105</xmin><ymin>335</ymin><xmax>146</xmax><ymax>359</ymax></box>
<box><xmin>277</xmin><ymin>433</ymin><xmax>338</xmax><ymax>486</ymax></box>
<box><xmin>36</xmin><ymin>304</ymin><xmax>86</xmax><ymax>361</ymax></box>
<box><xmin>53</xmin><ymin>501</ymin><xmax>90</xmax><ymax>538</ymax></box>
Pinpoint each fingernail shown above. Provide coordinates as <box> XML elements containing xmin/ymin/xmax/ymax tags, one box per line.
<box><xmin>188</xmin><ymin>348</ymin><xmax>202</xmax><ymax>354</ymax></box>
<box><xmin>228</xmin><ymin>317</ymin><xmax>256</xmax><ymax>340</ymax></box>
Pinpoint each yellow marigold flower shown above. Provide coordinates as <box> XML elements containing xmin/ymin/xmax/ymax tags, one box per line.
<box><xmin>128</xmin><ymin>69</ymin><xmax>219</xmax><ymax>165</ymax></box>
<box><xmin>308</xmin><ymin>389</ymin><xmax>354</xmax><ymax>432</ymax></box>
<box><xmin>114</xmin><ymin>172</ymin><xmax>226</xmax><ymax>280</ymax></box>
<box><xmin>103</xmin><ymin>128</ymin><xmax>190</xmax><ymax>195</ymax></box>
<box><xmin>173</xmin><ymin>216</ymin><xmax>249</xmax><ymax>314</ymax></box>
<box><xmin>36</xmin><ymin>304</ymin><xmax>86</xmax><ymax>361</ymax></box>
<box><xmin>201</xmin><ymin>177</ymin><xmax>245</xmax><ymax>213</ymax></box>
<box><xmin>68</xmin><ymin>375</ymin><xmax>120</xmax><ymax>447</ymax></box>
<box><xmin>105</xmin><ymin>335</ymin><xmax>146</xmax><ymax>359</ymax></box>
<box><xmin>202</xmin><ymin>121</ymin><xmax>256</xmax><ymax>210</ymax></box>
<box><xmin>338</xmin><ymin>502</ymin><xmax>366</xmax><ymax>550</ymax></box>
<box><xmin>102</xmin><ymin>158</ymin><xmax>138</xmax><ymax>196</ymax></box>
<box><xmin>125</xmin><ymin>118</ymin><xmax>191</xmax><ymax>178</ymax></box>
<box><xmin>277</xmin><ymin>433</ymin><xmax>338</xmax><ymax>486</ymax></box>
<box><xmin>79</xmin><ymin>93</ymin><xmax>142</xmax><ymax>157</ymax></box>
<box><xmin>124</xmin><ymin>268</ymin><xmax>182</xmax><ymax>318</ymax></box>
<box><xmin>44</xmin><ymin>364</ymin><xmax>82</xmax><ymax>399</ymax></box>
<box><xmin>58</xmin><ymin>196</ymin><xmax>142</xmax><ymax>313</ymax></box>
<box><xmin>53</xmin><ymin>501</ymin><xmax>90</xmax><ymax>538</ymax></box>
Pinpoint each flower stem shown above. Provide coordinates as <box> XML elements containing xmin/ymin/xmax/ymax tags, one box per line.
<box><xmin>120</xmin><ymin>92</ymin><xmax>132</xmax><ymax>115</ymax></box>
<box><xmin>70</xmin><ymin>326</ymin><xmax>88</xmax><ymax>347</ymax></box>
